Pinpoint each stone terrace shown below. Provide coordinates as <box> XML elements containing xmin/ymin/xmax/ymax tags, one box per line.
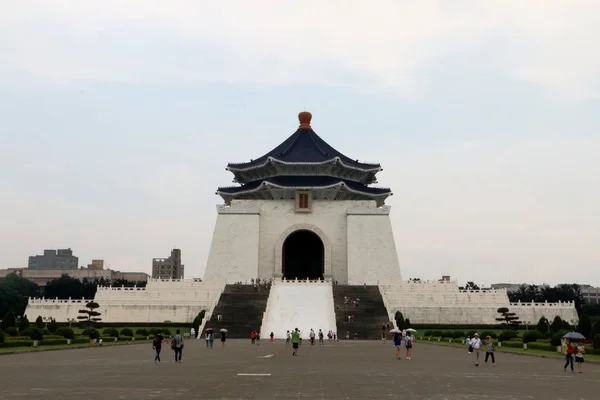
<box><xmin>0</xmin><ymin>339</ymin><xmax>598</xmax><ymax>399</ymax></box>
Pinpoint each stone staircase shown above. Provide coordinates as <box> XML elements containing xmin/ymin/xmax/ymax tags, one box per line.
<box><xmin>332</xmin><ymin>285</ymin><xmax>391</xmax><ymax>340</ymax></box>
<box><xmin>204</xmin><ymin>284</ymin><xmax>270</xmax><ymax>339</ymax></box>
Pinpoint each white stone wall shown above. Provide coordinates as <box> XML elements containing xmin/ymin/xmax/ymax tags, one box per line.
<box><xmin>204</xmin><ymin>199</ymin><xmax>403</xmax><ymax>284</ymax></box>
<box><xmin>380</xmin><ymin>282</ymin><xmax>579</xmax><ymax>325</ymax></box>
<box><xmin>24</xmin><ymin>279</ymin><xmax>225</xmax><ymax>323</ymax></box>
<box><xmin>347</xmin><ymin>205</ymin><xmax>402</xmax><ymax>284</ymax></box>
<box><xmin>203</xmin><ymin>203</ymin><xmax>260</xmax><ymax>283</ymax></box>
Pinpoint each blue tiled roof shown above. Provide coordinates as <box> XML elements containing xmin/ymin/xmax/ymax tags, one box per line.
<box><xmin>217</xmin><ymin>176</ymin><xmax>391</xmax><ymax>195</ymax></box>
<box><xmin>227</xmin><ymin>129</ymin><xmax>381</xmax><ymax>171</ymax></box>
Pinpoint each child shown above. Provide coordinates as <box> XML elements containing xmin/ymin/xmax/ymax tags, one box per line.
<box><xmin>575</xmin><ymin>343</ymin><xmax>585</xmax><ymax>373</ymax></box>
<box><xmin>484</xmin><ymin>335</ymin><xmax>496</xmax><ymax>366</ymax></box>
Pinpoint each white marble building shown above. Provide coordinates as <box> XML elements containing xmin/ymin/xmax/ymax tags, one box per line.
<box><xmin>24</xmin><ymin>111</ymin><xmax>579</xmax><ymax>325</ymax></box>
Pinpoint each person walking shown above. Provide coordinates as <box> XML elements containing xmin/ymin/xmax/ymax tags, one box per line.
<box><xmin>172</xmin><ymin>330</ymin><xmax>184</xmax><ymax>363</ymax></box>
<box><xmin>220</xmin><ymin>330</ymin><xmax>226</xmax><ymax>348</ymax></box>
<box><xmin>393</xmin><ymin>330</ymin><xmax>402</xmax><ymax>360</ymax></box>
<box><xmin>405</xmin><ymin>332</ymin><xmax>414</xmax><ymax>359</ymax></box>
<box><xmin>291</xmin><ymin>328</ymin><xmax>300</xmax><ymax>356</ymax></box>
<box><xmin>152</xmin><ymin>331</ymin><xmax>163</xmax><ymax>363</ymax></box>
<box><xmin>575</xmin><ymin>342</ymin><xmax>585</xmax><ymax>373</ymax></box>
<box><xmin>563</xmin><ymin>339</ymin><xmax>575</xmax><ymax>372</ymax></box>
<box><xmin>469</xmin><ymin>333</ymin><xmax>482</xmax><ymax>366</ymax></box>
<box><xmin>318</xmin><ymin>329</ymin><xmax>324</xmax><ymax>345</ymax></box>
<box><xmin>270</xmin><ymin>332</ymin><xmax>274</xmax><ymax>342</ymax></box>
<box><xmin>484</xmin><ymin>335</ymin><xmax>496</xmax><ymax>366</ymax></box>
<box><xmin>310</xmin><ymin>329</ymin><xmax>316</xmax><ymax>345</ymax></box>
<box><xmin>286</xmin><ymin>330</ymin><xmax>291</xmax><ymax>345</ymax></box>
<box><xmin>205</xmin><ymin>331</ymin><xmax>211</xmax><ymax>348</ymax></box>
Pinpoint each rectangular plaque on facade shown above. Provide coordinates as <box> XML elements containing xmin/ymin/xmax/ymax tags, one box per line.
<box><xmin>295</xmin><ymin>190</ymin><xmax>311</xmax><ymax>213</ymax></box>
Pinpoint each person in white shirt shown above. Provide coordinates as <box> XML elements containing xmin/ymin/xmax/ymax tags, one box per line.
<box><xmin>469</xmin><ymin>333</ymin><xmax>482</xmax><ymax>366</ymax></box>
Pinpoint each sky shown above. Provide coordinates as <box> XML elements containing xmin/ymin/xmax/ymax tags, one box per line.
<box><xmin>0</xmin><ymin>1</ymin><xmax>599</xmax><ymax>286</ymax></box>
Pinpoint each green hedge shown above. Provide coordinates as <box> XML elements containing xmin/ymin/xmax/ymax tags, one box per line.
<box><xmin>0</xmin><ymin>330</ymin><xmax>4</xmax><ymax>343</ymax></box>
<box><xmin>41</xmin><ymin>338</ymin><xmax>68</xmax><ymax>346</ymax></box>
<box><xmin>135</xmin><ymin>328</ymin><xmax>149</xmax><ymax>336</ymax></box>
<box><xmin>525</xmin><ymin>342</ymin><xmax>553</xmax><ymax>351</ymax></box>
<box><xmin>120</xmin><ymin>335</ymin><xmax>133</xmax><ymax>341</ymax></box>
<box><xmin>134</xmin><ymin>335</ymin><xmax>149</xmax><ymax>341</ymax></box>
<box><xmin>120</xmin><ymin>328</ymin><xmax>134</xmax><ymax>337</ymax></box>
<box><xmin>72</xmin><ymin>338</ymin><xmax>91</xmax><ymax>344</ymax></box>
<box><xmin>410</xmin><ymin>324</ymin><xmax>524</xmax><ymax>330</ymax></box>
<box><xmin>103</xmin><ymin>328</ymin><xmax>119</xmax><ymax>338</ymax></box>
<box><xmin>0</xmin><ymin>340</ymin><xmax>34</xmax><ymax>348</ymax></box>
<box><xmin>55</xmin><ymin>327</ymin><xmax>75</xmax><ymax>340</ymax></box>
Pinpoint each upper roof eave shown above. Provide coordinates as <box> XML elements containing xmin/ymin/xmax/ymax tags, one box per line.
<box><xmin>227</xmin><ymin>156</ymin><xmax>382</xmax><ymax>173</ymax></box>
<box><xmin>217</xmin><ymin>180</ymin><xmax>392</xmax><ymax>197</ymax></box>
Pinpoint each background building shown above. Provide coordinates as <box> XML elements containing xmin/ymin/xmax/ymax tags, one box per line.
<box><xmin>28</xmin><ymin>248</ymin><xmax>78</xmax><ymax>270</ymax></box>
<box><xmin>580</xmin><ymin>285</ymin><xmax>600</xmax><ymax>304</ymax></box>
<box><xmin>0</xmin><ymin>266</ymin><xmax>149</xmax><ymax>285</ymax></box>
<box><xmin>152</xmin><ymin>248</ymin><xmax>184</xmax><ymax>279</ymax></box>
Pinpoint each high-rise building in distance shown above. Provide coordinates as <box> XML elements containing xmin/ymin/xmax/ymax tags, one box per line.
<box><xmin>28</xmin><ymin>248</ymin><xmax>78</xmax><ymax>270</ymax></box>
<box><xmin>152</xmin><ymin>248</ymin><xmax>184</xmax><ymax>279</ymax></box>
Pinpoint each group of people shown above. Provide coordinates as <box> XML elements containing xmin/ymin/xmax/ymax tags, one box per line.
<box><xmin>151</xmin><ymin>329</ymin><xmax>185</xmax><ymax>363</ymax></box>
<box><xmin>466</xmin><ymin>333</ymin><xmax>495</xmax><ymax>367</ymax></box>
<box><xmin>563</xmin><ymin>338</ymin><xmax>586</xmax><ymax>373</ymax></box>
<box><xmin>391</xmin><ymin>329</ymin><xmax>415</xmax><ymax>360</ymax></box>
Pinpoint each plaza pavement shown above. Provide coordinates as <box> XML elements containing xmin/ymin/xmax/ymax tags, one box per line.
<box><xmin>0</xmin><ymin>338</ymin><xmax>598</xmax><ymax>399</ymax></box>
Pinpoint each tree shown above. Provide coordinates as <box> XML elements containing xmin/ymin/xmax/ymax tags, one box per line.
<box><xmin>0</xmin><ymin>273</ymin><xmax>42</xmax><ymax>317</ymax></box>
<box><xmin>48</xmin><ymin>318</ymin><xmax>58</xmax><ymax>333</ymax></box>
<box><xmin>459</xmin><ymin>281</ymin><xmax>480</xmax><ymax>291</ymax></box>
<box><xmin>77</xmin><ymin>301</ymin><xmax>102</xmax><ymax>327</ymax></box>
<box><xmin>19</xmin><ymin>315</ymin><xmax>30</xmax><ymax>331</ymax></box>
<box><xmin>394</xmin><ymin>311</ymin><xmax>405</xmax><ymax>329</ymax></box>
<box><xmin>404</xmin><ymin>318</ymin><xmax>411</xmax><ymax>328</ymax></box>
<box><xmin>550</xmin><ymin>316</ymin><xmax>565</xmax><ymax>333</ymax></box>
<box><xmin>1</xmin><ymin>312</ymin><xmax>16</xmax><ymax>330</ymax></box>
<box><xmin>35</xmin><ymin>315</ymin><xmax>44</xmax><ymax>329</ymax></box>
<box><xmin>536</xmin><ymin>316</ymin><xmax>549</xmax><ymax>333</ymax></box>
<box><xmin>43</xmin><ymin>275</ymin><xmax>85</xmax><ymax>300</ymax></box>
<box><xmin>192</xmin><ymin>310</ymin><xmax>206</xmax><ymax>338</ymax></box>
<box><xmin>577</xmin><ymin>314</ymin><xmax>592</xmax><ymax>338</ymax></box>
<box><xmin>495</xmin><ymin>307</ymin><xmax>520</xmax><ymax>328</ymax></box>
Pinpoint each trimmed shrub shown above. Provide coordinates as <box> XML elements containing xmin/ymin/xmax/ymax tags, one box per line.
<box><xmin>22</xmin><ymin>327</ymin><xmax>44</xmax><ymax>341</ymax></box>
<box><xmin>543</xmin><ymin>331</ymin><xmax>553</xmax><ymax>339</ymax></box>
<box><xmin>41</xmin><ymin>338</ymin><xmax>68</xmax><ymax>346</ymax></box>
<box><xmin>83</xmin><ymin>328</ymin><xmax>100</xmax><ymax>339</ymax></box>
<box><xmin>134</xmin><ymin>335</ymin><xmax>148</xmax><ymax>341</ymax></box>
<box><xmin>498</xmin><ymin>330</ymin><xmax>519</xmax><ymax>342</ymax></box>
<box><xmin>594</xmin><ymin>334</ymin><xmax>600</xmax><ymax>350</ymax></box>
<box><xmin>103</xmin><ymin>328</ymin><xmax>119</xmax><ymax>338</ymax></box>
<box><xmin>441</xmin><ymin>331</ymin><xmax>454</xmax><ymax>338</ymax></box>
<box><xmin>501</xmin><ymin>341</ymin><xmax>522</xmax><ymax>348</ymax></box>
<box><xmin>161</xmin><ymin>328</ymin><xmax>172</xmax><ymax>336</ymax></box>
<box><xmin>452</xmin><ymin>331</ymin><xmax>465</xmax><ymax>339</ymax></box>
<box><xmin>120</xmin><ymin>328</ymin><xmax>134</xmax><ymax>337</ymax></box>
<box><xmin>48</xmin><ymin>319</ymin><xmax>59</xmax><ymax>334</ymax></box>
<box><xmin>135</xmin><ymin>328</ymin><xmax>149</xmax><ymax>336</ymax></box>
<box><xmin>56</xmin><ymin>327</ymin><xmax>75</xmax><ymax>340</ymax></box>
<box><xmin>480</xmin><ymin>331</ymin><xmax>498</xmax><ymax>339</ymax></box>
<box><xmin>431</xmin><ymin>330</ymin><xmax>443</xmax><ymax>337</ymax></box>
<box><xmin>4</xmin><ymin>327</ymin><xmax>18</xmax><ymax>337</ymax></box>
<box><xmin>424</xmin><ymin>330</ymin><xmax>433</xmax><ymax>337</ymax></box>
<box><xmin>0</xmin><ymin>339</ymin><xmax>34</xmax><ymax>348</ymax></box>
<box><xmin>522</xmin><ymin>330</ymin><xmax>544</xmax><ymax>343</ymax></box>
<box><xmin>42</xmin><ymin>335</ymin><xmax>65</xmax><ymax>339</ymax></box>
<box><xmin>42</xmin><ymin>328</ymin><xmax>51</xmax><ymax>335</ymax></box>
<box><xmin>550</xmin><ymin>330</ymin><xmax>569</xmax><ymax>347</ymax></box>
<box><xmin>72</xmin><ymin>337</ymin><xmax>91</xmax><ymax>344</ymax></box>
<box><xmin>466</xmin><ymin>331</ymin><xmax>476</xmax><ymax>338</ymax></box>
<box><xmin>526</xmin><ymin>342</ymin><xmax>553</xmax><ymax>351</ymax></box>
<box><xmin>120</xmin><ymin>335</ymin><xmax>133</xmax><ymax>341</ymax></box>
<box><xmin>0</xmin><ymin>329</ymin><xmax>4</xmax><ymax>343</ymax></box>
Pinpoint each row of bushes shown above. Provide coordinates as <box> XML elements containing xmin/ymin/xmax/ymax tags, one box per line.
<box><xmin>0</xmin><ymin>326</ymin><xmax>171</xmax><ymax>343</ymax></box>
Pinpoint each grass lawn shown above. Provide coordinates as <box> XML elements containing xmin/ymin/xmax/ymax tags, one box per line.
<box><xmin>0</xmin><ymin>339</ymin><xmax>153</xmax><ymax>354</ymax></box>
<box><xmin>421</xmin><ymin>338</ymin><xmax>600</xmax><ymax>362</ymax></box>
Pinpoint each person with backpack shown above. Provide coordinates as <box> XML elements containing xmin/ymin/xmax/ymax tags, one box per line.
<box><xmin>152</xmin><ymin>331</ymin><xmax>163</xmax><ymax>363</ymax></box>
<box><xmin>405</xmin><ymin>332</ymin><xmax>414</xmax><ymax>359</ymax></box>
<box><xmin>172</xmin><ymin>329</ymin><xmax>184</xmax><ymax>363</ymax></box>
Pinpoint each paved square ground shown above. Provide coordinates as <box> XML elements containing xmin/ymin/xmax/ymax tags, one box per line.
<box><xmin>1</xmin><ymin>339</ymin><xmax>598</xmax><ymax>399</ymax></box>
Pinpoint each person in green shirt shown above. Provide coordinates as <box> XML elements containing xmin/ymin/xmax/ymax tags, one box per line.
<box><xmin>291</xmin><ymin>328</ymin><xmax>300</xmax><ymax>356</ymax></box>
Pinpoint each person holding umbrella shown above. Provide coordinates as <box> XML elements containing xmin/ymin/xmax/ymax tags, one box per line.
<box><xmin>405</xmin><ymin>329</ymin><xmax>416</xmax><ymax>359</ymax></box>
<box><xmin>205</xmin><ymin>328</ymin><xmax>214</xmax><ymax>348</ymax></box>
<box><xmin>220</xmin><ymin>328</ymin><xmax>227</xmax><ymax>348</ymax></box>
<box><xmin>562</xmin><ymin>332</ymin><xmax>585</xmax><ymax>373</ymax></box>
<box><xmin>390</xmin><ymin>328</ymin><xmax>402</xmax><ymax>359</ymax></box>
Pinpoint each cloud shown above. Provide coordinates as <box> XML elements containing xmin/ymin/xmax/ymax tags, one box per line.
<box><xmin>1</xmin><ymin>1</ymin><xmax>599</xmax><ymax>98</ymax></box>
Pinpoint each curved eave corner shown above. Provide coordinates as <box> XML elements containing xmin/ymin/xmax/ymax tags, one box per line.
<box><xmin>216</xmin><ymin>181</ymin><xmax>392</xmax><ymax>197</ymax></box>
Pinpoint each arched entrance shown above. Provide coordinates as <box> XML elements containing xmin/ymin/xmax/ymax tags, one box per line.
<box><xmin>282</xmin><ymin>230</ymin><xmax>324</xmax><ymax>280</ymax></box>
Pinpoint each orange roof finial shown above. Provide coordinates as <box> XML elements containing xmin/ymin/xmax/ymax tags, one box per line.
<box><xmin>298</xmin><ymin>111</ymin><xmax>312</xmax><ymax>129</ymax></box>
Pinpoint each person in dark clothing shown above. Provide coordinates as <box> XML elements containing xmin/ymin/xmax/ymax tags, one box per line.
<box><xmin>152</xmin><ymin>332</ymin><xmax>163</xmax><ymax>363</ymax></box>
<box><xmin>220</xmin><ymin>330</ymin><xmax>227</xmax><ymax>348</ymax></box>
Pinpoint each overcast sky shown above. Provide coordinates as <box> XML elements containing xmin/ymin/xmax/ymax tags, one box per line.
<box><xmin>1</xmin><ymin>1</ymin><xmax>599</xmax><ymax>286</ymax></box>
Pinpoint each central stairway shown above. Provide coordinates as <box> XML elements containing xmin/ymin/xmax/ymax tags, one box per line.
<box><xmin>204</xmin><ymin>284</ymin><xmax>270</xmax><ymax>339</ymax></box>
<box><xmin>332</xmin><ymin>285</ymin><xmax>391</xmax><ymax>340</ymax></box>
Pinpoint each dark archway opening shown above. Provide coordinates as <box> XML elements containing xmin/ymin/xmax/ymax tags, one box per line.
<box><xmin>282</xmin><ymin>230</ymin><xmax>324</xmax><ymax>280</ymax></box>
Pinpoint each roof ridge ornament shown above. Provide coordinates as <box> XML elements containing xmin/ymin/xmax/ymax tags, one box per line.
<box><xmin>298</xmin><ymin>111</ymin><xmax>312</xmax><ymax>130</ymax></box>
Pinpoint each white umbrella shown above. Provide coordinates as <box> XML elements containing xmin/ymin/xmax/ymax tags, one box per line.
<box><xmin>220</xmin><ymin>328</ymin><xmax>228</xmax><ymax>333</ymax></box>
<box><xmin>406</xmin><ymin>328</ymin><xmax>417</xmax><ymax>333</ymax></box>
<box><xmin>389</xmin><ymin>328</ymin><xmax>401</xmax><ymax>333</ymax></box>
